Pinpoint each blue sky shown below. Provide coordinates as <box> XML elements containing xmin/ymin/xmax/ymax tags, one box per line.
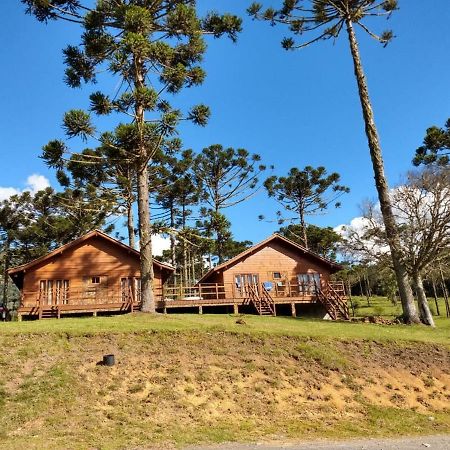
<box><xmin>1</xmin><ymin>1</ymin><xmax>449</xmax><ymax>247</ymax></box>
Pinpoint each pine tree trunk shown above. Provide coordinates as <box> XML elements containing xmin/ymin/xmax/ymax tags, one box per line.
<box><xmin>413</xmin><ymin>272</ymin><xmax>435</xmax><ymax>327</ymax></box>
<box><xmin>431</xmin><ymin>278</ymin><xmax>440</xmax><ymax>316</ymax></box>
<box><xmin>364</xmin><ymin>272</ymin><xmax>371</xmax><ymax>306</ymax></box>
<box><xmin>134</xmin><ymin>54</ymin><xmax>155</xmax><ymax>313</ymax></box>
<box><xmin>217</xmin><ymin>234</ymin><xmax>224</xmax><ymax>263</ymax></box>
<box><xmin>137</xmin><ymin>166</ymin><xmax>155</xmax><ymax>313</ymax></box>
<box><xmin>2</xmin><ymin>236</ymin><xmax>12</xmax><ymax>307</ymax></box>
<box><xmin>299</xmin><ymin>208</ymin><xmax>308</xmax><ymax>249</ymax></box>
<box><xmin>345</xmin><ymin>18</ymin><xmax>419</xmax><ymax>324</ymax></box>
<box><xmin>183</xmin><ymin>242</ymin><xmax>188</xmax><ymax>286</ymax></box>
<box><xmin>215</xmin><ymin>206</ymin><xmax>224</xmax><ymax>263</ymax></box>
<box><xmin>358</xmin><ymin>276</ymin><xmax>364</xmax><ymax>297</ymax></box>
<box><xmin>440</xmin><ymin>266</ymin><xmax>450</xmax><ymax>317</ymax></box>
<box><xmin>127</xmin><ymin>200</ymin><xmax>135</xmax><ymax>249</ymax></box>
<box><xmin>170</xmin><ymin>205</ymin><xmax>176</xmax><ymax>267</ymax></box>
<box><xmin>347</xmin><ymin>279</ymin><xmax>355</xmax><ymax>317</ymax></box>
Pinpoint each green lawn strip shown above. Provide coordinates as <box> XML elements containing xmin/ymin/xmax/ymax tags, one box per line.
<box><xmin>350</xmin><ymin>295</ymin><xmax>448</xmax><ymax>318</ymax></box>
<box><xmin>1</xmin><ymin>313</ymin><xmax>449</xmax><ymax>347</ymax></box>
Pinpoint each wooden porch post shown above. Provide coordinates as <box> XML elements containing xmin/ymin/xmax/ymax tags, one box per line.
<box><xmin>233</xmin><ymin>303</ymin><xmax>239</xmax><ymax>315</ymax></box>
<box><xmin>199</xmin><ymin>305</ymin><xmax>203</xmax><ymax>315</ymax></box>
<box><xmin>291</xmin><ymin>302</ymin><xmax>296</xmax><ymax>317</ymax></box>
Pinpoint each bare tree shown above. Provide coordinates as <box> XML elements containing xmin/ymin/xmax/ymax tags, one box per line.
<box><xmin>340</xmin><ymin>167</ymin><xmax>450</xmax><ymax>326</ymax></box>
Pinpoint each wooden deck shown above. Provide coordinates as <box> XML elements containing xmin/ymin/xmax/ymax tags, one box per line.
<box><xmin>17</xmin><ymin>281</ymin><xmax>349</xmax><ymax>320</ymax></box>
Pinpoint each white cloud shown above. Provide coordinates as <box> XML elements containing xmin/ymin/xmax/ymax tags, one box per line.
<box><xmin>152</xmin><ymin>234</ymin><xmax>171</xmax><ymax>256</ymax></box>
<box><xmin>26</xmin><ymin>174</ymin><xmax>50</xmax><ymax>193</ymax></box>
<box><xmin>334</xmin><ymin>216</ymin><xmax>371</xmax><ymax>237</ymax></box>
<box><xmin>0</xmin><ymin>174</ymin><xmax>50</xmax><ymax>201</ymax></box>
<box><xmin>0</xmin><ymin>187</ymin><xmax>20</xmax><ymax>202</ymax></box>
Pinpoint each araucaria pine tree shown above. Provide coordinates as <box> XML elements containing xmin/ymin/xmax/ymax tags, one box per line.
<box><xmin>413</xmin><ymin>118</ymin><xmax>450</xmax><ymax>167</ymax></box>
<box><xmin>248</xmin><ymin>0</ymin><xmax>420</xmax><ymax>323</ymax></box>
<box><xmin>193</xmin><ymin>145</ymin><xmax>266</xmax><ymax>263</ymax></box>
<box><xmin>23</xmin><ymin>1</ymin><xmax>242</xmax><ymax>313</ymax></box>
<box><xmin>263</xmin><ymin>166</ymin><xmax>349</xmax><ymax>249</ymax></box>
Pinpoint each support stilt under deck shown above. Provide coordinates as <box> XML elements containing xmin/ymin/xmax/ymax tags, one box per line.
<box><xmin>291</xmin><ymin>302</ymin><xmax>296</xmax><ymax>317</ymax></box>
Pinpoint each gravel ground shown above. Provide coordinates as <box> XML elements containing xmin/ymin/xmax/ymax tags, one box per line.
<box><xmin>185</xmin><ymin>435</ymin><xmax>450</xmax><ymax>450</ymax></box>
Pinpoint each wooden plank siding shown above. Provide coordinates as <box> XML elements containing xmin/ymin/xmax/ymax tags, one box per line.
<box><xmin>202</xmin><ymin>240</ymin><xmax>334</xmax><ymax>298</ymax></box>
<box><xmin>21</xmin><ymin>236</ymin><xmax>147</xmax><ymax>307</ymax></box>
<box><xmin>8</xmin><ymin>230</ymin><xmax>174</xmax><ymax>317</ymax></box>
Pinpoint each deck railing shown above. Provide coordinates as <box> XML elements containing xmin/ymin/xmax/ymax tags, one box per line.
<box><xmin>22</xmin><ymin>280</ymin><xmax>347</xmax><ymax>308</ymax></box>
<box><xmin>23</xmin><ymin>286</ymin><xmax>138</xmax><ymax>308</ymax></box>
<box><xmin>161</xmin><ymin>283</ymin><xmax>228</xmax><ymax>301</ymax></box>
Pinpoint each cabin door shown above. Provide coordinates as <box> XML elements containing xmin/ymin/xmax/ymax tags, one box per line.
<box><xmin>39</xmin><ymin>280</ymin><xmax>70</xmax><ymax>305</ymax></box>
<box><xmin>234</xmin><ymin>273</ymin><xmax>259</xmax><ymax>297</ymax></box>
<box><xmin>121</xmin><ymin>277</ymin><xmax>141</xmax><ymax>304</ymax></box>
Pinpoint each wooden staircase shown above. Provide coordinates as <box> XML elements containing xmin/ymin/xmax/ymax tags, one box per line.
<box><xmin>38</xmin><ymin>305</ymin><xmax>60</xmax><ymax>319</ymax></box>
<box><xmin>244</xmin><ymin>284</ymin><xmax>276</xmax><ymax>316</ymax></box>
<box><xmin>316</xmin><ymin>281</ymin><xmax>350</xmax><ymax>320</ymax></box>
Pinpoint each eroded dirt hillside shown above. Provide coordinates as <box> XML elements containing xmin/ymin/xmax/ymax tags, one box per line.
<box><xmin>0</xmin><ymin>331</ymin><xmax>449</xmax><ymax>449</ymax></box>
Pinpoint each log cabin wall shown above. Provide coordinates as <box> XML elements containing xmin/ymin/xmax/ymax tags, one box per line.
<box><xmin>216</xmin><ymin>241</ymin><xmax>332</xmax><ymax>299</ymax></box>
<box><xmin>20</xmin><ymin>235</ymin><xmax>163</xmax><ymax>306</ymax></box>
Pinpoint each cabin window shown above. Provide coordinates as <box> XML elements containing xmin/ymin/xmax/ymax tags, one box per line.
<box><xmin>273</xmin><ymin>272</ymin><xmax>282</xmax><ymax>279</ymax></box>
<box><xmin>297</xmin><ymin>273</ymin><xmax>320</xmax><ymax>294</ymax></box>
<box><xmin>91</xmin><ymin>276</ymin><xmax>100</xmax><ymax>284</ymax></box>
<box><xmin>235</xmin><ymin>274</ymin><xmax>259</xmax><ymax>286</ymax></box>
<box><xmin>39</xmin><ymin>279</ymin><xmax>69</xmax><ymax>305</ymax></box>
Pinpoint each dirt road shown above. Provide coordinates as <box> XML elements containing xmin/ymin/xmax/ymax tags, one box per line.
<box><xmin>186</xmin><ymin>435</ymin><xmax>450</xmax><ymax>450</ymax></box>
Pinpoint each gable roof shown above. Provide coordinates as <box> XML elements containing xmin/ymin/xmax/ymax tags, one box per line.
<box><xmin>198</xmin><ymin>233</ymin><xmax>342</xmax><ymax>282</ymax></box>
<box><xmin>8</xmin><ymin>229</ymin><xmax>175</xmax><ymax>276</ymax></box>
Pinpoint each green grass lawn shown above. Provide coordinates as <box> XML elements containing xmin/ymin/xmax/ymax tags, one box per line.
<box><xmin>350</xmin><ymin>295</ymin><xmax>448</xmax><ymax>318</ymax></box>
<box><xmin>1</xmin><ymin>310</ymin><xmax>449</xmax><ymax>346</ymax></box>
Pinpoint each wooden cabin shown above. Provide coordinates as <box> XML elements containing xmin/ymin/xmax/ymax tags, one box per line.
<box><xmin>8</xmin><ymin>230</ymin><xmax>174</xmax><ymax>320</ymax></box>
<box><xmin>9</xmin><ymin>231</ymin><xmax>349</xmax><ymax>320</ymax></box>
<box><xmin>158</xmin><ymin>234</ymin><xmax>349</xmax><ymax>320</ymax></box>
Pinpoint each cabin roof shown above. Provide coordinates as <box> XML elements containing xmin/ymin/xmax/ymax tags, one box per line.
<box><xmin>198</xmin><ymin>233</ymin><xmax>342</xmax><ymax>282</ymax></box>
<box><xmin>7</xmin><ymin>229</ymin><xmax>175</xmax><ymax>277</ymax></box>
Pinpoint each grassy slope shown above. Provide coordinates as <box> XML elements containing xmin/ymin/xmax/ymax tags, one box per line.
<box><xmin>1</xmin><ymin>312</ymin><xmax>450</xmax><ymax>346</ymax></box>
<box><xmin>0</xmin><ymin>305</ymin><xmax>449</xmax><ymax>449</ymax></box>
